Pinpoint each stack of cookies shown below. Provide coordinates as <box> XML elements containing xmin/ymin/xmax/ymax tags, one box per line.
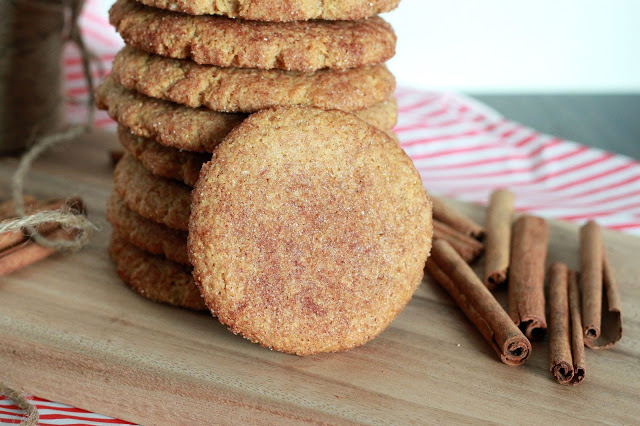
<box><xmin>96</xmin><ymin>0</ymin><xmax>401</xmax><ymax>311</ymax></box>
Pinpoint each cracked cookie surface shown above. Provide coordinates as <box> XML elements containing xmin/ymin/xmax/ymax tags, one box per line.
<box><xmin>96</xmin><ymin>77</ymin><xmax>397</xmax><ymax>152</ymax></box>
<box><xmin>111</xmin><ymin>46</ymin><xmax>395</xmax><ymax>113</ymax></box>
<box><xmin>96</xmin><ymin>76</ymin><xmax>244</xmax><ymax>153</ymax></box>
<box><xmin>135</xmin><ymin>0</ymin><xmax>400</xmax><ymax>21</ymax></box>
<box><xmin>112</xmin><ymin>0</ymin><xmax>395</xmax><ymax>71</ymax></box>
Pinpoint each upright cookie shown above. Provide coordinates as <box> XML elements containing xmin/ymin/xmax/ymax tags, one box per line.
<box><xmin>112</xmin><ymin>0</ymin><xmax>396</xmax><ymax>71</ymax></box>
<box><xmin>113</xmin><ymin>154</ymin><xmax>191</xmax><ymax>231</ymax></box>
<box><xmin>111</xmin><ymin>46</ymin><xmax>395</xmax><ymax>113</ymax></box>
<box><xmin>106</xmin><ymin>191</ymin><xmax>189</xmax><ymax>264</ymax></box>
<box><xmin>118</xmin><ymin>125</ymin><xmax>208</xmax><ymax>186</ymax></box>
<box><xmin>135</xmin><ymin>0</ymin><xmax>400</xmax><ymax>21</ymax></box>
<box><xmin>109</xmin><ymin>232</ymin><xmax>205</xmax><ymax>310</ymax></box>
<box><xmin>96</xmin><ymin>77</ymin><xmax>397</xmax><ymax>152</ymax></box>
<box><xmin>189</xmin><ymin>107</ymin><xmax>432</xmax><ymax>356</ymax></box>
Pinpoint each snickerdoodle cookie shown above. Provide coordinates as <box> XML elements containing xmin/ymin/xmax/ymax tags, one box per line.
<box><xmin>189</xmin><ymin>107</ymin><xmax>432</xmax><ymax>356</ymax></box>
<box><xmin>109</xmin><ymin>232</ymin><xmax>205</xmax><ymax>310</ymax></box>
<box><xmin>106</xmin><ymin>191</ymin><xmax>189</xmax><ymax>264</ymax></box>
<box><xmin>97</xmin><ymin>77</ymin><xmax>397</xmax><ymax>152</ymax></box>
<box><xmin>113</xmin><ymin>154</ymin><xmax>191</xmax><ymax>231</ymax></box>
<box><xmin>112</xmin><ymin>0</ymin><xmax>395</xmax><ymax>71</ymax></box>
<box><xmin>110</xmin><ymin>46</ymin><xmax>395</xmax><ymax>113</ymax></box>
<box><xmin>118</xmin><ymin>125</ymin><xmax>209</xmax><ymax>186</ymax></box>
<box><xmin>135</xmin><ymin>0</ymin><xmax>400</xmax><ymax>22</ymax></box>
<box><xmin>96</xmin><ymin>77</ymin><xmax>244</xmax><ymax>153</ymax></box>
<box><xmin>357</xmin><ymin>96</ymin><xmax>397</xmax><ymax>131</ymax></box>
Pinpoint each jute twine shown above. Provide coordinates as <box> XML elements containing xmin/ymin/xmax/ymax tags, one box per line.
<box><xmin>1</xmin><ymin>0</ymin><xmax>97</xmax><ymax>422</ymax></box>
<box><xmin>0</xmin><ymin>383</ymin><xmax>38</xmax><ymax>426</ymax></box>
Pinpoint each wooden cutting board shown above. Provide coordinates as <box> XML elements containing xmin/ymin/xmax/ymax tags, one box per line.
<box><xmin>1</xmin><ymin>131</ymin><xmax>639</xmax><ymax>424</ymax></box>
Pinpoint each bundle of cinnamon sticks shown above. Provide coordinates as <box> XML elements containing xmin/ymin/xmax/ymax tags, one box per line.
<box><xmin>0</xmin><ymin>195</ymin><xmax>85</xmax><ymax>277</ymax></box>
<box><xmin>426</xmin><ymin>192</ymin><xmax>622</xmax><ymax>385</ymax></box>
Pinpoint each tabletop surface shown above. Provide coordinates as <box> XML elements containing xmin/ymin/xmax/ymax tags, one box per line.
<box><xmin>474</xmin><ymin>94</ymin><xmax>640</xmax><ymax>160</ymax></box>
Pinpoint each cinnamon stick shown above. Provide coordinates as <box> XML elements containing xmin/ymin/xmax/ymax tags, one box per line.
<box><xmin>593</xmin><ymin>251</ymin><xmax>623</xmax><ymax>349</ymax></box>
<box><xmin>568</xmin><ymin>270</ymin><xmax>586</xmax><ymax>384</ymax></box>
<box><xmin>0</xmin><ymin>227</ymin><xmax>77</xmax><ymax>277</ymax></box>
<box><xmin>580</xmin><ymin>220</ymin><xmax>622</xmax><ymax>348</ymax></box>
<box><xmin>431</xmin><ymin>197</ymin><xmax>484</xmax><ymax>240</ymax></box>
<box><xmin>0</xmin><ymin>195</ymin><xmax>38</xmax><ymax>220</ymax></box>
<box><xmin>0</xmin><ymin>221</ymin><xmax>60</xmax><ymax>253</ymax></box>
<box><xmin>433</xmin><ymin>220</ymin><xmax>484</xmax><ymax>263</ymax></box>
<box><xmin>483</xmin><ymin>189</ymin><xmax>514</xmax><ymax>289</ymax></box>
<box><xmin>0</xmin><ymin>197</ymin><xmax>86</xmax><ymax>252</ymax></box>
<box><xmin>427</xmin><ymin>239</ymin><xmax>531</xmax><ymax>366</ymax></box>
<box><xmin>580</xmin><ymin>220</ymin><xmax>603</xmax><ymax>340</ymax></box>
<box><xmin>548</xmin><ymin>262</ymin><xmax>575</xmax><ymax>385</ymax></box>
<box><xmin>508</xmin><ymin>215</ymin><xmax>549</xmax><ymax>340</ymax></box>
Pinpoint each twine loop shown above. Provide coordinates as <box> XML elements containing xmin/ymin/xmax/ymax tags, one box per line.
<box><xmin>0</xmin><ymin>382</ymin><xmax>38</xmax><ymax>426</ymax></box>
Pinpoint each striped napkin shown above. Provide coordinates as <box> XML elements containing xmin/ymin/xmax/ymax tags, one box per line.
<box><xmin>395</xmin><ymin>88</ymin><xmax>640</xmax><ymax>234</ymax></box>
<box><xmin>2</xmin><ymin>0</ymin><xmax>639</xmax><ymax>424</ymax></box>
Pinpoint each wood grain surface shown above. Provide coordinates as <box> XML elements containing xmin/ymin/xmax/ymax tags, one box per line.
<box><xmin>1</xmin><ymin>131</ymin><xmax>639</xmax><ymax>424</ymax></box>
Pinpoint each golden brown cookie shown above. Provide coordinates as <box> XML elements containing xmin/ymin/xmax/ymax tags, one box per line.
<box><xmin>111</xmin><ymin>46</ymin><xmax>395</xmax><ymax>113</ymax></box>
<box><xmin>135</xmin><ymin>0</ymin><xmax>400</xmax><ymax>21</ymax></box>
<box><xmin>106</xmin><ymin>191</ymin><xmax>189</xmax><ymax>264</ymax></box>
<box><xmin>357</xmin><ymin>96</ymin><xmax>397</xmax><ymax>132</ymax></box>
<box><xmin>118</xmin><ymin>120</ymin><xmax>397</xmax><ymax>188</ymax></box>
<box><xmin>109</xmin><ymin>232</ymin><xmax>205</xmax><ymax>310</ymax></box>
<box><xmin>113</xmin><ymin>154</ymin><xmax>191</xmax><ymax>231</ymax></box>
<box><xmin>96</xmin><ymin>76</ymin><xmax>244</xmax><ymax>153</ymax></box>
<box><xmin>118</xmin><ymin>125</ymin><xmax>208</xmax><ymax>186</ymax></box>
<box><xmin>112</xmin><ymin>0</ymin><xmax>395</xmax><ymax>71</ymax></box>
<box><xmin>96</xmin><ymin>77</ymin><xmax>397</xmax><ymax>152</ymax></box>
<box><xmin>189</xmin><ymin>107</ymin><xmax>432</xmax><ymax>356</ymax></box>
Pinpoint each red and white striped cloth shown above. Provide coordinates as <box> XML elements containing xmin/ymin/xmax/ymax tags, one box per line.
<box><xmin>3</xmin><ymin>0</ymin><xmax>640</xmax><ymax>424</ymax></box>
<box><xmin>395</xmin><ymin>88</ymin><xmax>640</xmax><ymax>233</ymax></box>
<box><xmin>0</xmin><ymin>397</ymin><xmax>134</xmax><ymax>425</ymax></box>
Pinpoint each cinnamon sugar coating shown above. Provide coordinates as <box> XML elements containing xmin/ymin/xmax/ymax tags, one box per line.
<box><xmin>96</xmin><ymin>76</ymin><xmax>244</xmax><ymax>153</ymax></box>
<box><xmin>135</xmin><ymin>0</ymin><xmax>400</xmax><ymax>21</ymax></box>
<box><xmin>96</xmin><ymin>77</ymin><xmax>397</xmax><ymax>152</ymax></box>
<box><xmin>354</xmin><ymin>95</ymin><xmax>398</xmax><ymax>132</ymax></box>
<box><xmin>110</xmin><ymin>46</ymin><xmax>395</xmax><ymax>113</ymax></box>
<box><xmin>189</xmin><ymin>107</ymin><xmax>432</xmax><ymax>356</ymax></box>
<box><xmin>112</xmin><ymin>0</ymin><xmax>396</xmax><ymax>71</ymax></box>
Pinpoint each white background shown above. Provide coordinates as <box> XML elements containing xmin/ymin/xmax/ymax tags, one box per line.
<box><xmin>384</xmin><ymin>0</ymin><xmax>640</xmax><ymax>92</ymax></box>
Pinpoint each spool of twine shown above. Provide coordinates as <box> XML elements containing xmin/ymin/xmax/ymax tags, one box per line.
<box><xmin>0</xmin><ymin>0</ymin><xmax>67</xmax><ymax>155</ymax></box>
